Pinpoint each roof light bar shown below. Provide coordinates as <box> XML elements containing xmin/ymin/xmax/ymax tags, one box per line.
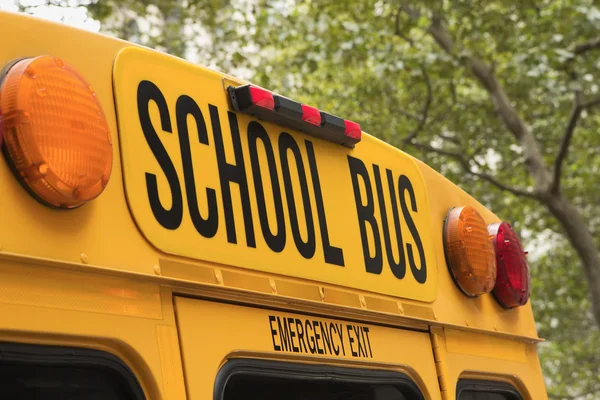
<box><xmin>228</xmin><ymin>84</ymin><xmax>361</xmax><ymax>148</ymax></box>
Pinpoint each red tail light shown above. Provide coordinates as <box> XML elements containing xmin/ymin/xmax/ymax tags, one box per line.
<box><xmin>248</xmin><ymin>86</ymin><xmax>275</xmax><ymax>110</ymax></box>
<box><xmin>344</xmin><ymin>120</ymin><xmax>362</xmax><ymax>140</ymax></box>
<box><xmin>488</xmin><ymin>222</ymin><xmax>530</xmax><ymax>308</ymax></box>
<box><xmin>301</xmin><ymin>104</ymin><xmax>321</xmax><ymax>126</ymax></box>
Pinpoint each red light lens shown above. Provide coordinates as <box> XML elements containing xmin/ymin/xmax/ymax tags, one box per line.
<box><xmin>301</xmin><ymin>104</ymin><xmax>321</xmax><ymax>126</ymax></box>
<box><xmin>249</xmin><ymin>86</ymin><xmax>275</xmax><ymax>110</ymax></box>
<box><xmin>344</xmin><ymin>120</ymin><xmax>361</xmax><ymax>140</ymax></box>
<box><xmin>488</xmin><ymin>222</ymin><xmax>530</xmax><ymax>308</ymax></box>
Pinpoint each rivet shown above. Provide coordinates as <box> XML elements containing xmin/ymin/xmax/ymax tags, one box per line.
<box><xmin>80</xmin><ymin>253</ymin><xmax>89</xmax><ymax>264</ymax></box>
<box><xmin>153</xmin><ymin>265</ymin><xmax>161</xmax><ymax>276</ymax></box>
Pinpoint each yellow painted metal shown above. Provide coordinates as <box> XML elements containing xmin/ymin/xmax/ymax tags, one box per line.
<box><xmin>430</xmin><ymin>328</ymin><xmax>548</xmax><ymax>400</ymax></box>
<box><xmin>0</xmin><ymin>260</ymin><xmax>188</xmax><ymax>399</ymax></box>
<box><xmin>113</xmin><ymin>46</ymin><xmax>438</xmax><ymax>302</ymax></box>
<box><xmin>0</xmin><ymin>10</ymin><xmax>548</xmax><ymax>400</ymax></box>
<box><xmin>174</xmin><ymin>297</ymin><xmax>442</xmax><ymax>399</ymax></box>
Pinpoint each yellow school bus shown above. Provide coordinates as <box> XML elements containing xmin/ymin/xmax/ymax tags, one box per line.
<box><xmin>0</xmin><ymin>10</ymin><xmax>547</xmax><ymax>400</ymax></box>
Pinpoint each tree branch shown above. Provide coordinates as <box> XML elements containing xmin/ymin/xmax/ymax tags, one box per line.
<box><xmin>551</xmin><ymin>103</ymin><xmax>581</xmax><ymax>194</ymax></box>
<box><xmin>573</xmin><ymin>37</ymin><xmax>600</xmax><ymax>56</ymax></box>
<box><xmin>551</xmin><ymin>71</ymin><xmax>583</xmax><ymax>194</ymax></box>
<box><xmin>551</xmin><ymin>86</ymin><xmax>600</xmax><ymax>193</ymax></box>
<box><xmin>394</xmin><ymin>8</ymin><xmax>414</xmax><ymax>46</ymax></box>
<box><xmin>583</xmin><ymin>95</ymin><xmax>600</xmax><ymax>109</ymax></box>
<box><xmin>396</xmin><ymin>108</ymin><xmax>423</xmax><ymax>121</ymax></box>
<box><xmin>409</xmin><ymin>140</ymin><xmax>538</xmax><ymax>199</ymax></box>
<box><xmin>425</xmin><ymin>13</ymin><xmax>553</xmax><ymax>192</ymax></box>
<box><xmin>403</xmin><ymin>64</ymin><xmax>432</xmax><ymax>143</ymax></box>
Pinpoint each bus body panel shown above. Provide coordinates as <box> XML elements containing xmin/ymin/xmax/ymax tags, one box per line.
<box><xmin>174</xmin><ymin>297</ymin><xmax>442</xmax><ymax>399</ymax></box>
<box><xmin>0</xmin><ymin>260</ymin><xmax>186</xmax><ymax>399</ymax></box>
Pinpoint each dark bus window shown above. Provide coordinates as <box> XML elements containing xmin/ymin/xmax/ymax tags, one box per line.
<box><xmin>216</xmin><ymin>359</ymin><xmax>424</xmax><ymax>400</ymax></box>
<box><xmin>457</xmin><ymin>379</ymin><xmax>523</xmax><ymax>400</ymax></box>
<box><xmin>0</xmin><ymin>342</ymin><xmax>145</xmax><ymax>400</ymax></box>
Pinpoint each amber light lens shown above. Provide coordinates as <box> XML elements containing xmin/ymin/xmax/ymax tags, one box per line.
<box><xmin>444</xmin><ymin>206</ymin><xmax>497</xmax><ymax>297</ymax></box>
<box><xmin>0</xmin><ymin>55</ymin><xmax>112</xmax><ymax>209</ymax></box>
<box><xmin>488</xmin><ymin>222</ymin><xmax>530</xmax><ymax>308</ymax></box>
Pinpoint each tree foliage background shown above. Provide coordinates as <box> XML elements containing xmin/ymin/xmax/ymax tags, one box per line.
<box><xmin>8</xmin><ymin>0</ymin><xmax>600</xmax><ymax>398</ymax></box>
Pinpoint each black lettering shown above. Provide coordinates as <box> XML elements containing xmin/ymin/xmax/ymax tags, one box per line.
<box><xmin>287</xmin><ymin>317</ymin><xmax>299</xmax><ymax>352</ymax></box>
<box><xmin>277</xmin><ymin>316</ymin><xmax>291</xmax><ymax>351</ymax></box>
<box><xmin>364</xmin><ymin>327</ymin><xmax>373</xmax><ymax>358</ymax></box>
<box><xmin>269</xmin><ymin>316</ymin><xmax>280</xmax><ymax>351</ymax></box>
<box><xmin>248</xmin><ymin>122</ymin><xmax>286</xmax><ymax>252</ymax></box>
<box><xmin>279</xmin><ymin>133</ymin><xmax>316</xmax><ymax>259</ymax></box>
<box><xmin>305</xmin><ymin>320</ymin><xmax>316</xmax><ymax>354</ymax></box>
<box><xmin>336</xmin><ymin>323</ymin><xmax>346</xmax><ymax>356</ymax></box>
<box><xmin>320</xmin><ymin>322</ymin><xmax>333</xmax><ymax>355</ymax></box>
<box><xmin>137</xmin><ymin>80</ymin><xmax>183</xmax><ymax>230</ymax></box>
<box><xmin>347</xmin><ymin>324</ymin><xmax>357</xmax><ymax>357</ymax></box>
<box><xmin>398</xmin><ymin>175</ymin><xmax>427</xmax><ymax>284</ymax></box>
<box><xmin>175</xmin><ymin>95</ymin><xmax>218</xmax><ymax>238</ymax></box>
<box><xmin>210</xmin><ymin>106</ymin><xmax>256</xmax><ymax>247</ymax></box>
<box><xmin>305</xmin><ymin>141</ymin><xmax>344</xmax><ymax>266</ymax></box>
<box><xmin>373</xmin><ymin>165</ymin><xmax>406</xmax><ymax>279</ymax></box>
<box><xmin>353</xmin><ymin>326</ymin><xmax>365</xmax><ymax>357</ymax></box>
<box><xmin>296</xmin><ymin>318</ymin><xmax>307</xmax><ymax>353</ymax></box>
<box><xmin>329</xmin><ymin>323</ymin><xmax>340</xmax><ymax>356</ymax></box>
<box><xmin>348</xmin><ymin>156</ymin><xmax>382</xmax><ymax>273</ymax></box>
<box><xmin>312</xmin><ymin>320</ymin><xmax>324</xmax><ymax>354</ymax></box>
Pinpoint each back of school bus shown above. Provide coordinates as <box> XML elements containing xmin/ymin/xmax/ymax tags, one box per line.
<box><xmin>0</xmin><ymin>10</ymin><xmax>547</xmax><ymax>400</ymax></box>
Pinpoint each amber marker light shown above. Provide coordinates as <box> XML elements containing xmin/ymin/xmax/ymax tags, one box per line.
<box><xmin>444</xmin><ymin>206</ymin><xmax>497</xmax><ymax>297</ymax></box>
<box><xmin>0</xmin><ymin>55</ymin><xmax>113</xmax><ymax>209</ymax></box>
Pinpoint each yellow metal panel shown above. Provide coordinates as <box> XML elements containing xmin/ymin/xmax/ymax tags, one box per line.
<box><xmin>156</xmin><ymin>324</ymin><xmax>187</xmax><ymax>400</ymax></box>
<box><xmin>0</xmin><ymin>11</ymin><xmax>161</xmax><ymax>277</ymax></box>
<box><xmin>445</xmin><ymin>329</ymin><xmax>527</xmax><ymax>363</ymax></box>
<box><xmin>0</xmin><ymin>292</ymin><xmax>166</xmax><ymax>399</ymax></box>
<box><xmin>113</xmin><ymin>46</ymin><xmax>438</xmax><ymax>302</ymax></box>
<box><xmin>0</xmin><ymin>260</ymin><xmax>162</xmax><ymax>319</ymax></box>
<box><xmin>432</xmin><ymin>328</ymin><xmax>548</xmax><ymax>400</ymax></box>
<box><xmin>174</xmin><ymin>297</ymin><xmax>441</xmax><ymax>400</ymax></box>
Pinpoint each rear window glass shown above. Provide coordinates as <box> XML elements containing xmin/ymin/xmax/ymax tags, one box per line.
<box><xmin>217</xmin><ymin>359</ymin><xmax>423</xmax><ymax>400</ymax></box>
<box><xmin>0</xmin><ymin>342</ymin><xmax>144</xmax><ymax>400</ymax></box>
<box><xmin>458</xmin><ymin>393</ymin><xmax>516</xmax><ymax>400</ymax></box>
<box><xmin>457</xmin><ymin>380</ymin><xmax>522</xmax><ymax>400</ymax></box>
